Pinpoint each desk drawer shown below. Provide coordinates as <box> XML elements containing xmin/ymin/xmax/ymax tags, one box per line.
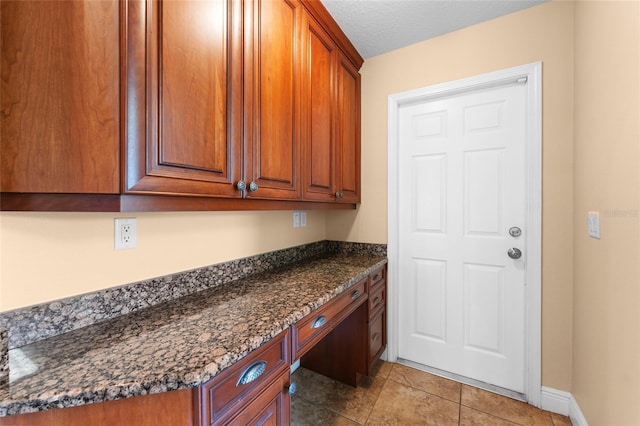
<box><xmin>369</xmin><ymin>266</ymin><xmax>385</xmax><ymax>287</ymax></box>
<box><xmin>368</xmin><ymin>281</ymin><xmax>385</xmax><ymax>318</ymax></box>
<box><xmin>368</xmin><ymin>309</ymin><xmax>385</xmax><ymax>363</ymax></box>
<box><xmin>199</xmin><ymin>330</ymin><xmax>289</xmax><ymax>425</ymax></box>
<box><xmin>292</xmin><ymin>278</ymin><xmax>367</xmax><ymax>360</ymax></box>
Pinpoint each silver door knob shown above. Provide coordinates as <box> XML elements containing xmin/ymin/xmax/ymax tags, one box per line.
<box><xmin>507</xmin><ymin>248</ymin><xmax>522</xmax><ymax>259</ymax></box>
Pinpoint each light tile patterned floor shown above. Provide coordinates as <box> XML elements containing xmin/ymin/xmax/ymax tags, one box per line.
<box><xmin>291</xmin><ymin>362</ymin><xmax>572</xmax><ymax>425</ymax></box>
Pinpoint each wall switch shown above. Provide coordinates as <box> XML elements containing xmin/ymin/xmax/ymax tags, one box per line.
<box><xmin>300</xmin><ymin>211</ymin><xmax>307</xmax><ymax>227</ymax></box>
<box><xmin>115</xmin><ymin>218</ymin><xmax>137</xmax><ymax>249</ymax></box>
<box><xmin>587</xmin><ymin>211</ymin><xmax>600</xmax><ymax>239</ymax></box>
<box><xmin>293</xmin><ymin>211</ymin><xmax>301</xmax><ymax>228</ymax></box>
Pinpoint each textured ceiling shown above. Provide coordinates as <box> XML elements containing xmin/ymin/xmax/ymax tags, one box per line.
<box><xmin>320</xmin><ymin>0</ymin><xmax>548</xmax><ymax>59</ymax></box>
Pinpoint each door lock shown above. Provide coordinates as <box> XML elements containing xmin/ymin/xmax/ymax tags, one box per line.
<box><xmin>509</xmin><ymin>226</ymin><xmax>522</xmax><ymax>237</ymax></box>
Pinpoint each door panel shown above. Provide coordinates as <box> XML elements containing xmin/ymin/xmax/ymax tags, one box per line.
<box><xmin>302</xmin><ymin>14</ymin><xmax>336</xmax><ymax>201</ymax></box>
<box><xmin>398</xmin><ymin>82</ymin><xmax>527</xmax><ymax>393</ymax></box>
<box><xmin>245</xmin><ymin>0</ymin><xmax>301</xmax><ymax>199</ymax></box>
<box><xmin>1</xmin><ymin>0</ymin><xmax>120</xmax><ymax>193</ymax></box>
<box><xmin>336</xmin><ymin>54</ymin><xmax>361</xmax><ymax>203</ymax></box>
<box><xmin>160</xmin><ymin>0</ymin><xmax>227</xmax><ymax>173</ymax></box>
<box><xmin>125</xmin><ymin>0</ymin><xmax>242</xmax><ymax>197</ymax></box>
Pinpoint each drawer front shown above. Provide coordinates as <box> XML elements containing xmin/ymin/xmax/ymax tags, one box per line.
<box><xmin>368</xmin><ymin>280</ymin><xmax>385</xmax><ymax>318</ymax></box>
<box><xmin>369</xmin><ymin>266</ymin><xmax>385</xmax><ymax>288</ymax></box>
<box><xmin>292</xmin><ymin>278</ymin><xmax>367</xmax><ymax>360</ymax></box>
<box><xmin>223</xmin><ymin>369</ymin><xmax>290</xmax><ymax>426</ymax></box>
<box><xmin>200</xmin><ymin>330</ymin><xmax>289</xmax><ymax>425</ymax></box>
<box><xmin>368</xmin><ymin>310</ymin><xmax>385</xmax><ymax>363</ymax></box>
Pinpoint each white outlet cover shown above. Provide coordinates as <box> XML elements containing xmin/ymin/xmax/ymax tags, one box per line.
<box><xmin>293</xmin><ymin>212</ymin><xmax>301</xmax><ymax>228</ymax></box>
<box><xmin>115</xmin><ymin>217</ymin><xmax>137</xmax><ymax>249</ymax></box>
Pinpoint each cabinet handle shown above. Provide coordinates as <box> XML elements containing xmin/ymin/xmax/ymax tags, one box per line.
<box><xmin>373</xmin><ymin>333</ymin><xmax>381</xmax><ymax>342</ymax></box>
<box><xmin>286</xmin><ymin>382</ymin><xmax>297</xmax><ymax>396</ymax></box>
<box><xmin>236</xmin><ymin>180</ymin><xmax>246</xmax><ymax>191</ymax></box>
<box><xmin>351</xmin><ymin>290</ymin><xmax>361</xmax><ymax>300</ymax></box>
<box><xmin>373</xmin><ymin>296</ymin><xmax>381</xmax><ymax>307</ymax></box>
<box><xmin>249</xmin><ymin>181</ymin><xmax>259</xmax><ymax>192</ymax></box>
<box><xmin>236</xmin><ymin>360</ymin><xmax>267</xmax><ymax>386</ymax></box>
<box><xmin>335</xmin><ymin>192</ymin><xmax>344</xmax><ymax>199</ymax></box>
<box><xmin>311</xmin><ymin>315</ymin><xmax>327</xmax><ymax>329</ymax></box>
<box><xmin>373</xmin><ymin>274</ymin><xmax>381</xmax><ymax>281</ymax></box>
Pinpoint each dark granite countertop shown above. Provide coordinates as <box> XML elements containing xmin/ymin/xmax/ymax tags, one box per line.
<box><xmin>0</xmin><ymin>253</ymin><xmax>386</xmax><ymax>416</ymax></box>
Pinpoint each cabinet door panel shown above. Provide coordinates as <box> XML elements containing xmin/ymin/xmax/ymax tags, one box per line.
<box><xmin>1</xmin><ymin>0</ymin><xmax>120</xmax><ymax>193</ymax></box>
<box><xmin>160</xmin><ymin>0</ymin><xmax>227</xmax><ymax>173</ymax></box>
<box><xmin>245</xmin><ymin>0</ymin><xmax>301</xmax><ymax>200</ymax></box>
<box><xmin>125</xmin><ymin>0</ymin><xmax>242</xmax><ymax>197</ymax></box>
<box><xmin>336</xmin><ymin>55</ymin><xmax>361</xmax><ymax>203</ymax></box>
<box><xmin>302</xmin><ymin>15</ymin><xmax>336</xmax><ymax>202</ymax></box>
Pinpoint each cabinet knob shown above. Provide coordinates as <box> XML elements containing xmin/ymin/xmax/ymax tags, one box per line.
<box><xmin>236</xmin><ymin>181</ymin><xmax>246</xmax><ymax>191</ymax></box>
<box><xmin>249</xmin><ymin>181</ymin><xmax>259</xmax><ymax>192</ymax></box>
<box><xmin>286</xmin><ymin>382</ymin><xmax>297</xmax><ymax>396</ymax></box>
<box><xmin>335</xmin><ymin>192</ymin><xmax>344</xmax><ymax>199</ymax></box>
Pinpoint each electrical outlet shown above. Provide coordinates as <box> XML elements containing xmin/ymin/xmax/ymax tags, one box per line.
<box><xmin>293</xmin><ymin>211</ymin><xmax>301</xmax><ymax>228</ymax></box>
<box><xmin>115</xmin><ymin>218</ymin><xmax>137</xmax><ymax>249</ymax></box>
<box><xmin>300</xmin><ymin>211</ymin><xmax>307</xmax><ymax>227</ymax></box>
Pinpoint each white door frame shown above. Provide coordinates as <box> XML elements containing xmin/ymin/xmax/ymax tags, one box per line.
<box><xmin>387</xmin><ymin>62</ymin><xmax>542</xmax><ymax>406</ymax></box>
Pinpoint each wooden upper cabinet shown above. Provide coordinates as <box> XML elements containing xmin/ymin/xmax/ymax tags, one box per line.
<box><xmin>243</xmin><ymin>0</ymin><xmax>303</xmax><ymax>200</ymax></box>
<box><xmin>301</xmin><ymin>8</ymin><xmax>361</xmax><ymax>204</ymax></box>
<box><xmin>124</xmin><ymin>0</ymin><xmax>243</xmax><ymax>198</ymax></box>
<box><xmin>0</xmin><ymin>0</ymin><xmax>362</xmax><ymax>211</ymax></box>
<box><xmin>301</xmin><ymin>14</ymin><xmax>337</xmax><ymax>202</ymax></box>
<box><xmin>0</xmin><ymin>0</ymin><xmax>120</xmax><ymax>194</ymax></box>
<box><xmin>336</xmin><ymin>53</ymin><xmax>361</xmax><ymax>203</ymax></box>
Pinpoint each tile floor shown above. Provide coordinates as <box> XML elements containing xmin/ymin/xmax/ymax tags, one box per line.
<box><xmin>291</xmin><ymin>362</ymin><xmax>572</xmax><ymax>425</ymax></box>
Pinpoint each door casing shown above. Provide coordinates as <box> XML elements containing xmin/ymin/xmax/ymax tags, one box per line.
<box><xmin>386</xmin><ymin>62</ymin><xmax>542</xmax><ymax>406</ymax></box>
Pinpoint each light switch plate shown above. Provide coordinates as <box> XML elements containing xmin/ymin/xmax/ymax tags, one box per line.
<box><xmin>587</xmin><ymin>211</ymin><xmax>600</xmax><ymax>239</ymax></box>
<box><xmin>293</xmin><ymin>211</ymin><xmax>301</xmax><ymax>228</ymax></box>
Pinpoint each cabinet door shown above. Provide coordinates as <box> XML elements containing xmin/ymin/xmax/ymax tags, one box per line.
<box><xmin>244</xmin><ymin>0</ymin><xmax>302</xmax><ymax>200</ymax></box>
<box><xmin>301</xmin><ymin>14</ymin><xmax>337</xmax><ymax>202</ymax></box>
<box><xmin>1</xmin><ymin>0</ymin><xmax>120</xmax><ymax>193</ymax></box>
<box><xmin>336</xmin><ymin>54</ymin><xmax>361</xmax><ymax>203</ymax></box>
<box><xmin>124</xmin><ymin>0</ymin><xmax>242</xmax><ymax>198</ymax></box>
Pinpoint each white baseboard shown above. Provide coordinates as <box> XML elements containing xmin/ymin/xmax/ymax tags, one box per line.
<box><xmin>569</xmin><ymin>394</ymin><xmax>588</xmax><ymax>426</ymax></box>
<box><xmin>540</xmin><ymin>386</ymin><xmax>588</xmax><ymax>425</ymax></box>
<box><xmin>541</xmin><ymin>386</ymin><xmax>571</xmax><ymax>415</ymax></box>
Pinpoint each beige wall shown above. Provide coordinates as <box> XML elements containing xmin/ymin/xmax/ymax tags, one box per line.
<box><xmin>333</xmin><ymin>1</ymin><xmax>575</xmax><ymax>392</ymax></box>
<box><xmin>572</xmin><ymin>1</ymin><xmax>640</xmax><ymax>423</ymax></box>
<box><xmin>0</xmin><ymin>210</ymin><xmax>327</xmax><ymax>311</ymax></box>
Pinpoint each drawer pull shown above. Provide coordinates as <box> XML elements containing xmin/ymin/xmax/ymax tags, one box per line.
<box><xmin>373</xmin><ymin>296</ymin><xmax>381</xmax><ymax>307</ymax></box>
<box><xmin>311</xmin><ymin>315</ymin><xmax>327</xmax><ymax>329</ymax></box>
<box><xmin>373</xmin><ymin>333</ymin><xmax>382</xmax><ymax>342</ymax></box>
<box><xmin>373</xmin><ymin>274</ymin><xmax>381</xmax><ymax>281</ymax></box>
<box><xmin>287</xmin><ymin>382</ymin><xmax>297</xmax><ymax>396</ymax></box>
<box><xmin>236</xmin><ymin>360</ymin><xmax>267</xmax><ymax>386</ymax></box>
<box><xmin>351</xmin><ymin>290</ymin><xmax>361</xmax><ymax>300</ymax></box>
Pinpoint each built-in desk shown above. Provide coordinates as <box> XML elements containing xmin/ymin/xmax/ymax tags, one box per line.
<box><xmin>0</xmin><ymin>254</ymin><xmax>386</xmax><ymax>425</ymax></box>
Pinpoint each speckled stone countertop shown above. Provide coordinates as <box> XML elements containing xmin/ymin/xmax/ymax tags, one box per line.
<box><xmin>0</xmin><ymin>253</ymin><xmax>386</xmax><ymax>416</ymax></box>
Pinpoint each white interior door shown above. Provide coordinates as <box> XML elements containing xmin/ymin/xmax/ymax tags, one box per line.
<box><xmin>397</xmin><ymin>81</ymin><xmax>528</xmax><ymax>393</ymax></box>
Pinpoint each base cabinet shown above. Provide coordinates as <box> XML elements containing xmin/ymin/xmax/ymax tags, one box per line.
<box><xmin>366</xmin><ymin>266</ymin><xmax>387</xmax><ymax>374</ymax></box>
<box><xmin>0</xmin><ymin>266</ymin><xmax>386</xmax><ymax>424</ymax></box>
